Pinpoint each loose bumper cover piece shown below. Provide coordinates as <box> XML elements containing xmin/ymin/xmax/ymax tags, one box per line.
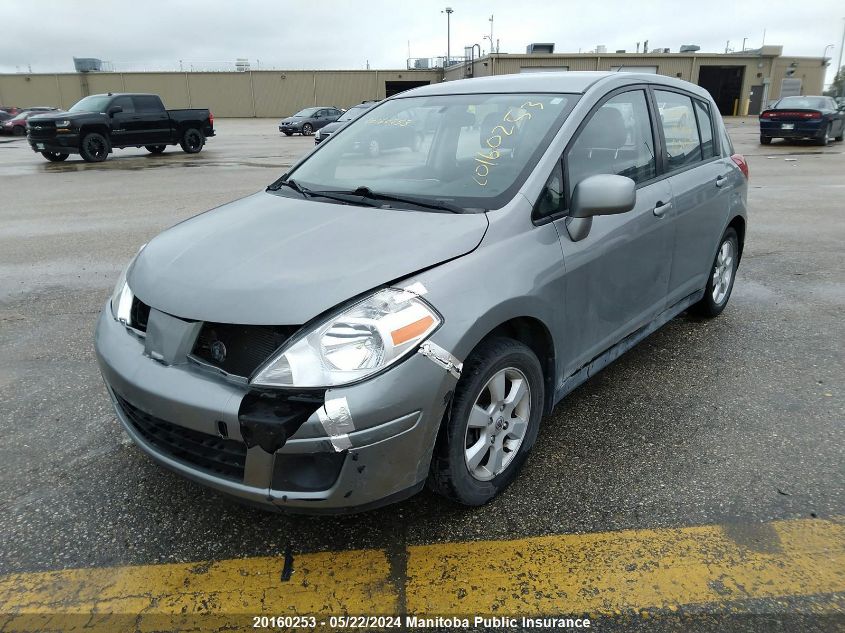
<box><xmin>417</xmin><ymin>341</ymin><xmax>462</xmax><ymax>379</ymax></box>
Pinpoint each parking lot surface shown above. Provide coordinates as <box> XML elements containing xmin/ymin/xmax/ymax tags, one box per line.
<box><xmin>0</xmin><ymin>118</ymin><xmax>843</xmax><ymax>629</ymax></box>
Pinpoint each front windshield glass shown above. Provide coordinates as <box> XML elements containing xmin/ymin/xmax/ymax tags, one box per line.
<box><xmin>283</xmin><ymin>93</ymin><xmax>576</xmax><ymax>210</ymax></box>
<box><xmin>774</xmin><ymin>96</ymin><xmax>826</xmax><ymax>110</ymax></box>
<box><xmin>11</xmin><ymin>112</ymin><xmax>29</xmax><ymax>121</ymax></box>
<box><xmin>69</xmin><ymin>95</ymin><xmax>112</xmax><ymax>113</ymax></box>
<box><xmin>293</xmin><ymin>108</ymin><xmax>320</xmax><ymax>117</ymax></box>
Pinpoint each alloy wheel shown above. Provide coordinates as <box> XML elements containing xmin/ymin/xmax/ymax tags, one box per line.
<box><xmin>464</xmin><ymin>367</ymin><xmax>531</xmax><ymax>482</ymax></box>
<box><xmin>711</xmin><ymin>239</ymin><xmax>735</xmax><ymax>305</ymax></box>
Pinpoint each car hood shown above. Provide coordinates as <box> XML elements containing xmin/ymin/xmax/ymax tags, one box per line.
<box><xmin>279</xmin><ymin>117</ymin><xmax>300</xmax><ymax>124</ymax></box>
<box><xmin>29</xmin><ymin>111</ymin><xmax>90</xmax><ymax>122</ymax></box>
<box><xmin>129</xmin><ymin>191</ymin><xmax>488</xmax><ymax>324</ymax></box>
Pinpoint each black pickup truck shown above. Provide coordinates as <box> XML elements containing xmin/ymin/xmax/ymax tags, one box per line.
<box><xmin>26</xmin><ymin>93</ymin><xmax>214</xmax><ymax>162</ymax></box>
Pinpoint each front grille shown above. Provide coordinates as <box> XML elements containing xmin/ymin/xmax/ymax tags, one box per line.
<box><xmin>191</xmin><ymin>323</ymin><xmax>298</xmax><ymax>378</ymax></box>
<box><xmin>114</xmin><ymin>392</ymin><xmax>247</xmax><ymax>481</ymax></box>
<box><xmin>27</xmin><ymin>122</ymin><xmax>56</xmax><ymax>139</ymax></box>
<box><xmin>130</xmin><ymin>297</ymin><xmax>150</xmax><ymax>332</ymax></box>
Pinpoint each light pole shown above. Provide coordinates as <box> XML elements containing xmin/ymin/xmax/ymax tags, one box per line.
<box><xmin>442</xmin><ymin>7</ymin><xmax>454</xmax><ymax>66</ymax></box>
<box><xmin>838</xmin><ymin>18</ymin><xmax>845</xmax><ymax>98</ymax></box>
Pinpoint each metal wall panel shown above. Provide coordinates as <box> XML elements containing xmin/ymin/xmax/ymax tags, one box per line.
<box><xmin>187</xmin><ymin>72</ymin><xmax>253</xmax><ymax>117</ymax></box>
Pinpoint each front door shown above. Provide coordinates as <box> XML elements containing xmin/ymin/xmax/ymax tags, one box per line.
<box><xmin>554</xmin><ymin>88</ymin><xmax>675</xmax><ymax>375</ymax></box>
<box><xmin>109</xmin><ymin>95</ymin><xmax>136</xmax><ymax>147</ymax></box>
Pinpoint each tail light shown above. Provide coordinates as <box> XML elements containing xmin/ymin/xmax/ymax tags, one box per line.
<box><xmin>731</xmin><ymin>153</ymin><xmax>749</xmax><ymax>180</ymax></box>
<box><xmin>760</xmin><ymin>111</ymin><xmax>774</xmax><ymax>119</ymax></box>
<box><xmin>209</xmin><ymin>111</ymin><xmax>214</xmax><ymax>126</ymax></box>
<box><xmin>762</xmin><ymin>110</ymin><xmax>821</xmax><ymax>120</ymax></box>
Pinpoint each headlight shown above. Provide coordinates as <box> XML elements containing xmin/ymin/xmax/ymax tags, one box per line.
<box><xmin>252</xmin><ymin>288</ymin><xmax>441</xmax><ymax>388</ymax></box>
<box><xmin>110</xmin><ymin>245</ymin><xmax>145</xmax><ymax>324</ymax></box>
<box><xmin>55</xmin><ymin>119</ymin><xmax>71</xmax><ymax>128</ymax></box>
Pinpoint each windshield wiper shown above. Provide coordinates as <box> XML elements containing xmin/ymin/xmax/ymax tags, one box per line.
<box><xmin>267</xmin><ymin>177</ymin><xmax>309</xmax><ymax>195</ymax></box>
<box><xmin>310</xmin><ymin>186</ymin><xmax>464</xmax><ymax>214</ymax></box>
<box><xmin>267</xmin><ymin>178</ymin><xmax>380</xmax><ymax>207</ymax></box>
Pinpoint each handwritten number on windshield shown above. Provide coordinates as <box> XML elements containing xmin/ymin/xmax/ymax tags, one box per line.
<box><xmin>473</xmin><ymin>101</ymin><xmax>545</xmax><ymax>187</ymax></box>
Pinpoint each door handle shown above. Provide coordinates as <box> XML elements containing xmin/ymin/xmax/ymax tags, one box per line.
<box><xmin>715</xmin><ymin>175</ymin><xmax>728</xmax><ymax>188</ymax></box>
<box><xmin>653</xmin><ymin>201</ymin><xmax>672</xmax><ymax>217</ymax></box>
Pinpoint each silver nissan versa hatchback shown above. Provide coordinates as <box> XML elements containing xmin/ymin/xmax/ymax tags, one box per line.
<box><xmin>95</xmin><ymin>72</ymin><xmax>748</xmax><ymax>512</ymax></box>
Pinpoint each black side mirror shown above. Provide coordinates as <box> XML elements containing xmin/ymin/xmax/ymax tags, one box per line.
<box><xmin>107</xmin><ymin>105</ymin><xmax>123</xmax><ymax>116</ymax></box>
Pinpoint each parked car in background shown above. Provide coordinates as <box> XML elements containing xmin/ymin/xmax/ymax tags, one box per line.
<box><xmin>314</xmin><ymin>101</ymin><xmax>379</xmax><ymax>144</ymax></box>
<box><xmin>96</xmin><ymin>72</ymin><xmax>747</xmax><ymax>512</ymax></box>
<box><xmin>759</xmin><ymin>95</ymin><xmax>844</xmax><ymax>146</ymax></box>
<box><xmin>353</xmin><ymin>105</ymin><xmax>424</xmax><ymax>157</ymax></box>
<box><xmin>26</xmin><ymin>93</ymin><xmax>214</xmax><ymax>162</ymax></box>
<box><xmin>0</xmin><ymin>111</ymin><xmax>12</xmax><ymax>123</ymax></box>
<box><xmin>279</xmin><ymin>107</ymin><xmax>341</xmax><ymax>136</ymax></box>
<box><xmin>1</xmin><ymin>110</ymin><xmax>50</xmax><ymax>135</ymax></box>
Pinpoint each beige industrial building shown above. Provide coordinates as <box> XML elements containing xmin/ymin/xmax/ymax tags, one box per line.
<box><xmin>445</xmin><ymin>45</ymin><xmax>827</xmax><ymax>115</ymax></box>
<box><xmin>0</xmin><ymin>45</ymin><xmax>826</xmax><ymax>117</ymax></box>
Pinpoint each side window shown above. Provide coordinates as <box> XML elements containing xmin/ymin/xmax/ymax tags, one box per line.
<box><xmin>694</xmin><ymin>100</ymin><xmax>716</xmax><ymax>159</ymax></box>
<box><xmin>133</xmin><ymin>95</ymin><xmax>163</xmax><ymax>112</ymax></box>
<box><xmin>655</xmin><ymin>90</ymin><xmax>701</xmax><ymax>169</ymax></box>
<box><xmin>534</xmin><ymin>161</ymin><xmax>564</xmax><ymax>219</ymax></box>
<box><xmin>566</xmin><ymin>89</ymin><xmax>656</xmax><ymax>195</ymax></box>
<box><xmin>315</xmin><ymin>109</ymin><xmax>327</xmax><ymax>118</ymax></box>
<box><xmin>111</xmin><ymin>96</ymin><xmax>135</xmax><ymax>114</ymax></box>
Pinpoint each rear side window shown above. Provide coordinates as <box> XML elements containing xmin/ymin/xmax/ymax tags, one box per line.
<box><xmin>694</xmin><ymin>100</ymin><xmax>716</xmax><ymax>159</ymax></box>
<box><xmin>655</xmin><ymin>90</ymin><xmax>701</xmax><ymax>169</ymax></box>
<box><xmin>566</xmin><ymin>89</ymin><xmax>656</xmax><ymax>194</ymax></box>
<box><xmin>132</xmin><ymin>95</ymin><xmax>163</xmax><ymax>112</ymax></box>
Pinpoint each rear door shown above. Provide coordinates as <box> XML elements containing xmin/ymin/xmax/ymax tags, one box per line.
<box><xmin>654</xmin><ymin>89</ymin><xmax>734</xmax><ymax>305</ymax></box>
<box><xmin>132</xmin><ymin>95</ymin><xmax>170</xmax><ymax>144</ymax></box>
<box><xmin>551</xmin><ymin>88</ymin><xmax>675</xmax><ymax>374</ymax></box>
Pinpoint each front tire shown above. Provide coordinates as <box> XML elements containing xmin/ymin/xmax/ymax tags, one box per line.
<box><xmin>179</xmin><ymin>128</ymin><xmax>204</xmax><ymax>153</ymax></box>
<box><xmin>301</xmin><ymin>123</ymin><xmax>313</xmax><ymax>136</ymax></box>
<box><xmin>689</xmin><ymin>228</ymin><xmax>739</xmax><ymax>318</ymax></box>
<box><xmin>428</xmin><ymin>337</ymin><xmax>544</xmax><ymax>506</ymax></box>
<box><xmin>41</xmin><ymin>151</ymin><xmax>68</xmax><ymax>162</ymax></box>
<box><xmin>79</xmin><ymin>132</ymin><xmax>109</xmax><ymax>162</ymax></box>
<box><xmin>145</xmin><ymin>145</ymin><xmax>166</xmax><ymax>154</ymax></box>
<box><xmin>283</xmin><ymin>131</ymin><xmax>293</xmax><ymax>137</ymax></box>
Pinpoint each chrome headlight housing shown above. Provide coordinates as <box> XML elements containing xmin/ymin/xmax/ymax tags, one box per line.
<box><xmin>54</xmin><ymin>119</ymin><xmax>71</xmax><ymax>128</ymax></box>
<box><xmin>110</xmin><ymin>245</ymin><xmax>145</xmax><ymax>324</ymax></box>
<box><xmin>252</xmin><ymin>288</ymin><xmax>441</xmax><ymax>388</ymax></box>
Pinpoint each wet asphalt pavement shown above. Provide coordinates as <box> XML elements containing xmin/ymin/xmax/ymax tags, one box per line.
<box><xmin>0</xmin><ymin>118</ymin><xmax>842</xmax><ymax>589</ymax></box>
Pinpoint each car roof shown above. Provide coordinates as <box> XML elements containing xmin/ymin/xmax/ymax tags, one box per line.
<box><xmin>394</xmin><ymin>71</ymin><xmax>713</xmax><ymax>101</ymax></box>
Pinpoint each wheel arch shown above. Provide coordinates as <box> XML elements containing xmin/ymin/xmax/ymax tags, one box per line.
<box><xmin>727</xmin><ymin>215</ymin><xmax>746</xmax><ymax>262</ymax></box>
<box><xmin>78</xmin><ymin>123</ymin><xmax>110</xmax><ymax>139</ymax></box>
<box><xmin>460</xmin><ymin>315</ymin><xmax>557</xmax><ymax>416</ymax></box>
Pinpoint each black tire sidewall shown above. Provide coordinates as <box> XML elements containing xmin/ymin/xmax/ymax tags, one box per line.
<box><xmin>180</xmin><ymin>128</ymin><xmax>204</xmax><ymax>153</ymax></box>
<box><xmin>145</xmin><ymin>145</ymin><xmax>165</xmax><ymax>154</ymax></box>
<box><xmin>432</xmin><ymin>338</ymin><xmax>544</xmax><ymax>506</ymax></box>
<box><xmin>302</xmin><ymin>124</ymin><xmax>313</xmax><ymax>136</ymax></box>
<box><xmin>41</xmin><ymin>151</ymin><xmax>68</xmax><ymax>162</ymax></box>
<box><xmin>79</xmin><ymin>132</ymin><xmax>109</xmax><ymax>162</ymax></box>
<box><xmin>693</xmin><ymin>228</ymin><xmax>739</xmax><ymax>317</ymax></box>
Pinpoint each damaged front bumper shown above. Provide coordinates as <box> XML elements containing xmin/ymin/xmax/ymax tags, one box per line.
<box><xmin>94</xmin><ymin>303</ymin><xmax>458</xmax><ymax>513</ymax></box>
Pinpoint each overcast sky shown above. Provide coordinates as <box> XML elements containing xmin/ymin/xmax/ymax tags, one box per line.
<box><xmin>2</xmin><ymin>0</ymin><xmax>843</xmax><ymax>84</ymax></box>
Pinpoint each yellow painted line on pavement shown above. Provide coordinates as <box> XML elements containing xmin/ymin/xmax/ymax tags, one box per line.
<box><xmin>0</xmin><ymin>517</ymin><xmax>843</xmax><ymax>630</ymax></box>
<box><xmin>407</xmin><ymin>517</ymin><xmax>845</xmax><ymax>614</ymax></box>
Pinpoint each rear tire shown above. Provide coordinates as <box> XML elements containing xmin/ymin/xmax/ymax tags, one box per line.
<box><xmin>179</xmin><ymin>128</ymin><xmax>204</xmax><ymax>153</ymax></box>
<box><xmin>12</xmin><ymin>126</ymin><xmax>25</xmax><ymax>136</ymax></box>
<box><xmin>145</xmin><ymin>145</ymin><xmax>166</xmax><ymax>154</ymax></box>
<box><xmin>79</xmin><ymin>132</ymin><xmax>109</xmax><ymax>162</ymax></box>
<box><xmin>815</xmin><ymin>123</ymin><xmax>831</xmax><ymax>146</ymax></box>
<box><xmin>760</xmin><ymin>135</ymin><xmax>772</xmax><ymax>145</ymax></box>
<box><xmin>41</xmin><ymin>151</ymin><xmax>68</xmax><ymax>162</ymax></box>
<box><xmin>689</xmin><ymin>228</ymin><xmax>739</xmax><ymax>318</ymax></box>
<box><xmin>427</xmin><ymin>337</ymin><xmax>544</xmax><ymax>506</ymax></box>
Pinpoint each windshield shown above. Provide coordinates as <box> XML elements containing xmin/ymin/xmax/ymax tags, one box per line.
<box><xmin>337</xmin><ymin>105</ymin><xmax>373</xmax><ymax>122</ymax></box>
<box><xmin>11</xmin><ymin>112</ymin><xmax>30</xmax><ymax>121</ymax></box>
<box><xmin>69</xmin><ymin>95</ymin><xmax>113</xmax><ymax>113</ymax></box>
<box><xmin>774</xmin><ymin>96</ymin><xmax>827</xmax><ymax>110</ymax></box>
<box><xmin>282</xmin><ymin>93</ymin><xmax>576</xmax><ymax>210</ymax></box>
<box><xmin>293</xmin><ymin>108</ymin><xmax>320</xmax><ymax>117</ymax></box>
